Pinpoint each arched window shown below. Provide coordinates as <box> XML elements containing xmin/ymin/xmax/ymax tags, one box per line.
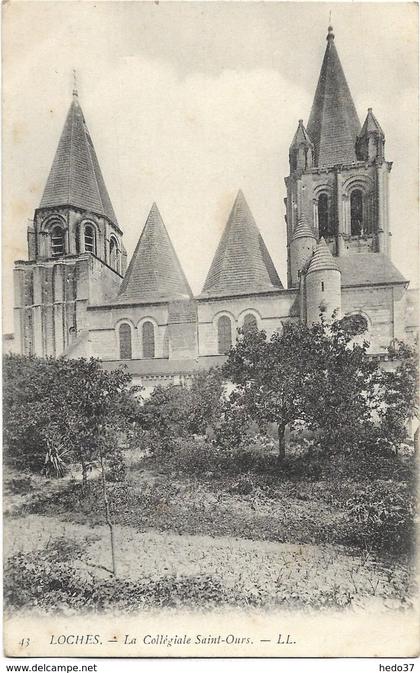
<box><xmin>51</xmin><ymin>225</ymin><xmax>64</xmax><ymax>257</ymax></box>
<box><xmin>243</xmin><ymin>313</ymin><xmax>257</xmax><ymax>332</ymax></box>
<box><xmin>350</xmin><ymin>190</ymin><xmax>363</xmax><ymax>236</ymax></box>
<box><xmin>142</xmin><ymin>321</ymin><xmax>155</xmax><ymax>359</ymax></box>
<box><xmin>340</xmin><ymin>313</ymin><xmax>368</xmax><ymax>337</ymax></box>
<box><xmin>84</xmin><ymin>225</ymin><xmax>96</xmax><ymax>254</ymax></box>
<box><xmin>109</xmin><ymin>236</ymin><xmax>119</xmax><ymax>272</ymax></box>
<box><xmin>318</xmin><ymin>193</ymin><xmax>330</xmax><ymax>238</ymax></box>
<box><xmin>218</xmin><ymin>315</ymin><xmax>232</xmax><ymax>355</ymax></box>
<box><xmin>119</xmin><ymin>323</ymin><xmax>132</xmax><ymax>360</ymax></box>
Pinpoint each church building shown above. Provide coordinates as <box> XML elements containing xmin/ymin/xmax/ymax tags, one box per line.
<box><xmin>12</xmin><ymin>26</ymin><xmax>417</xmax><ymax>390</ymax></box>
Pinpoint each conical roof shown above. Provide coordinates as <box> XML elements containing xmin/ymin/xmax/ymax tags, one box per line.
<box><xmin>39</xmin><ymin>93</ymin><xmax>118</xmax><ymax>224</ymax></box>
<box><xmin>358</xmin><ymin>108</ymin><xmax>384</xmax><ymax>137</ymax></box>
<box><xmin>292</xmin><ymin>217</ymin><xmax>316</xmax><ymax>241</ymax></box>
<box><xmin>290</xmin><ymin>120</ymin><xmax>313</xmax><ymax>149</ymax></box>
<box><xmin>201</xmin><ymin>190</ymin><xmax>282</xmax><ymax>297</ymax></box>
<box><xmin>307</xmin><ymin>26</ymin><xmax>361</xmax><ymax>167</ymax></box>
<box><xmin>306</xmin><ymin>238</ymin><xmax>340</xmax><ymax>275</ymax></box>
<box><xmin>117</xmin><ymin>203</ymin><xmax>192</xmax><ymax>304</ymax></box>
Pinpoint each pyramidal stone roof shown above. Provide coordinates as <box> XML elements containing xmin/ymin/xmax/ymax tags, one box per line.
<box><xmin>201</xmin><ymin>190</ymin><xmax>283</xmax><ymax>297</ymax></box>
<box><xmin>307</xmin><ymin>26</ymin><xmax>361</xmax><ymax>167</ymax></box>
<box><xmin>359</xmin><ymin>108</ymin><xmax>384</xmax><ymax>137</ymax></box>
<box><xmin>117</xmin><ymin>203</ymin><xmax>193</xmax><ymax>304</ymax></box>
<box><xmin>39</xmin><ymin>93</ymin><xmax>118</xmax><ymax>224</ymax></box>
<box><xmin>292</xmin><ymin>217</ymin><xmax>316</xmax><ymax>241</ymax></box>
<box><xmin>290</xmin><ymin>119</ymin><xmax>313</xmax><ymax>149</ymax></box>
<box><xmin>307</xmin><ymin>238</ymin><xmax>340</xmax><ymax>275</ymax></box>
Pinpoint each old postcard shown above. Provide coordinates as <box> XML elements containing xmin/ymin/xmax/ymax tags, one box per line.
<box><xmin>2</xmin><ymin>0</ymin><xmax>419</xmax><ymax>661</ymax></box>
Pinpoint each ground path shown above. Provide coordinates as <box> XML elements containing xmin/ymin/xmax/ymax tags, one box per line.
<box><xmin>5</xmin><ymin>513</ymin><xmax>410</xmax><ymax>613</ymax></box>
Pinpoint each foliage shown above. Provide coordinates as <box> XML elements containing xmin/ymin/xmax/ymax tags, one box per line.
<box><xmin>222</xmin><ymin>316</ymin><xmax>409</xmax><ymax>459</ymax></box>
<box><xmin>377</xmin><ymin>340</ymin><xmax>419</xmax><ymax>451</ymax></box>
<box><xmin>345</xmin><ymin>482</ymin><xmax>416</xmax><ymax>554</ymax></box>
<box><xmin>3</xmin><ymin>354</ymin><xmax>140</xmax><ymax>482</ymax></box>
<box><xmin>140</xmin><ymin>368</ymin><xmax>225</xmax><ymax>447</ymax></box>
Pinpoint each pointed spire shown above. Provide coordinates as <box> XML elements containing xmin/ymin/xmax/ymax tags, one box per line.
<box><xmin>307</xmin><ymin>238</ymin><xmax>340</xmax><ymax>275</ymax></box>
<box><xmin>359</xmin><ymin>108</ymin><xmax>384</xmax><ymax>137</ymax></box>
<box><xmin>201</xmin><ymin>190</ymin><xmax>283</xmax><ymax>297</ymax></box>
<box><xmin>356</xmin><ymin>108</ymin><xmax>385</xmax><ymax>162</ymax></box>
<box><xmin>289</xmin><ymin>120</ymin><xmax>314</xmax><ymax>171</ymax></box>
<box><xmin>307</xmin><ymin>27</ymin><xmax>361</xmax><ymax>167</ymax></box>
<box><xmin>290</xmin><ymin>119</ymin><xmax>313</xmax><ymax>149</ymax></box>
<box><xmin>39</xmin><ymin>93</ymin><xmax>118</xmax><ymax>224</ymax></box>
<box><xmin>292</xmin><ymin>216</ymin><xmax>316</xmax><ymax>241</ymax></box>
<box><xmin>117</xmin><ymin>203</ymin><xmax>192</xmax><ymax>304</ymax></box>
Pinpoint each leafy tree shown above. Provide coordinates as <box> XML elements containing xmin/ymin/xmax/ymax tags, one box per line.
<box><xmin>3</xmin><ymin>354</ymin><xmax>139</xmax><ymax>484</ymax></box>
<box><xmin>187</xmin><ymin>367</ymin><xmax>225</xmax><ymax>435</ymax></box>
<box><xmin>223</xmin><ymin>317</ymin><xmax>384</xmax><ymax>461</ymax></box>
<box><xmin>378</xmin><ymin>340</ymin><xmax>418</xmax><ymax>452</ymax></box>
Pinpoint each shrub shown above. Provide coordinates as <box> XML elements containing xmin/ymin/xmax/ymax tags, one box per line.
<box><xmin>345</xmin><ymin>482</ymin><xmax>416</xmax><ymax>555</ymax></box>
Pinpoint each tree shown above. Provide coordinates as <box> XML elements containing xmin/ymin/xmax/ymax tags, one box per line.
<box><xmin>223</xmin><ymin>317</ymin><xmax>384</xmax><ymax>461</ymax></box>
<box><xmin>3</xmin><ymin>354</ymin><xmax>139</xmax><ymax>484</ymax></box>
<box><xmin>378</xmin><ymin>340</ymin><xmax>418</xmax><ymax>452</ymax></box>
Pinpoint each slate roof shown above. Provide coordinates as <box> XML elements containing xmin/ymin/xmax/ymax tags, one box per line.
<box><xmin>307</xmin><ymin>26</ymin><xmax>361</xmax><ymax>167</ymax></box>
<box><xmin>117</xmin><ymin>203</ymin><xmax>193</xmax><ymax>304</ymax></box>
<box><xmin>39</xmin><ymin>93</ymin><xmax>118</xmax><ymax>224</ymax></box>
<box><xmin>307</xmin><ymin>238</ymin><xmax>340</xmax><ymax>275</ymax></box>
<box><xmin>200</xmin><ymin>190</ymin><xmax>283</xmax><ymax>297</ymax></box>
<box><xmin>337</xmin><ymin>253</ymin><xmax>407</xmax><ymax>287</ymax></box>
<box><xmin>292</xmin><ymin>217</ymin><xmax>316</xmax><ymax>241</ymax></box>
<box><xmin>358</xmin><ymin>108</ymin><xmax>384</xmax><ymax>137</ymax></box>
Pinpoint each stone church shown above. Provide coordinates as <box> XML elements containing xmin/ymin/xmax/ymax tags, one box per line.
<box><xmin>12</xmin><ymin>26</ymin><xmax>417</xmax><ymax>390</ymax></box>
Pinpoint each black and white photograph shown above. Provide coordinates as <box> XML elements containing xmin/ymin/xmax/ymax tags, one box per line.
<box><xmin>2</xmin><ymin>0</ymin><xmax>419</xmax><ymax>663</ymax></box>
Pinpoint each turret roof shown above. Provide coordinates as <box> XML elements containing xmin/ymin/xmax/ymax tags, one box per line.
<box><xmin>307</xmin><ymin>26</ymin><xmax>361</xmax><ymax>167</ymax></box>
<box><xmin>292</xmin><ymin>217</ymin><xmax>316</xmax><ymax>241</ymax></box>
<box><xmin>200</xmin><ymin>190</ymin><xmax>283</xmax><ymax>297</ymax></box>
<box><xmin>39</xmin><ymin>93</ymin><xmax>118</xmax><ymax>224</ymax></box>
<box><xmin>290</xmin><ymin>120</ymin><xmax>313</xmax><ymax>149</ymax></box>
<box><xmin>307</xmin><ymin>237</ymin><xmax>340</xmax><ymax>275</ymax></box>
<box><xmin>117</xmin><ymin>203</ymin><xmax>192</xmax><ymax>304</ymax></box>
<box><xmin>358</xmin><ymin>108</ymin><xmax>384</xmax><ymax>137</ymax></box>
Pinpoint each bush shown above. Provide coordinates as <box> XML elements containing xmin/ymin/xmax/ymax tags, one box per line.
<box><xmin>345</xmin><ymin>482</ymin><xmax>416</xmax><ymax>555</ymax></box>
<box><xmin>4</xmin><ymin>547</ymin><xmax>236</xmax><ymax>613</ymax></box>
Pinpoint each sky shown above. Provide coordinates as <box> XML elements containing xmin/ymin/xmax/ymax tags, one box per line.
<box><xmin>2</xmin><ymin>1</ymin><xmax>418</xmax><ymax>333</ymax></box>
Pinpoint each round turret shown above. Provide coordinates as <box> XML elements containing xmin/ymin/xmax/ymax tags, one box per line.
<box><xmin>289</xmin><ymin>218</ymin><xmax>317</xmax><ymax>287</ymax></box>
<box><xmin>305</xmin><ymin>238</ymin><xmax>341</xmax><ymax>325</ymax></box>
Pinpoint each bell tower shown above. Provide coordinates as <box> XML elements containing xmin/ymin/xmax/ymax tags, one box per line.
<box><xmin>13</xmin><ymin>85</ymin><xmax>127</xmax><ymax>357</ymax></box>
<box><xmin>285</xmin><ymin>26</ymin><xmax>393</xmax><ymax>289</ymax></box>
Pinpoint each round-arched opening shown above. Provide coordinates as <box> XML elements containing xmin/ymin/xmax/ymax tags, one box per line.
<box><xmin>243</xmin><ymin>313</ymin><xmax>258</xmax><ymax>333</ymax></box>
<box><xmin>142</xmin><ymin>321</ymin><xmax>155</xmax><ymax>359</ymax></box>
<box><xmin>119</xmin><ymin>323</ymin><xmax>132</xmax><ymax>360</ymax></box>
<box><xmin>318</xmin><ymin>193</ymin><xmax>331</xmax><ymax>238</ymax></box>
<box><xmin>217</xmin><ymin>315</ymin><xmax>232</xmax><ymax>355</ymax></box>
<box><xmin>350</xmin><ymin>189</ymin><xmax>364</xmax><ymax>236</ymax></box>
<box><xmin>109</xmin><ymin>236</ymin><xmax>120</xmax><ymax>272</ymax></box>
<box><xmin>51</xmin><ymin>225</ymin><xmax>65</xmax><ymax>257</ymax></box>
<box><xmin>84</xmin><ymin>224</ymin><xmax>96</xmax><ymax>254</ymax></box>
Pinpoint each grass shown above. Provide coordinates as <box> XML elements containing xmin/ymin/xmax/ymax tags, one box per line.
<box><xmin>3</xmin><ymin>442</ymin><xmax>417</xmax><ymax>615</ymax></box>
